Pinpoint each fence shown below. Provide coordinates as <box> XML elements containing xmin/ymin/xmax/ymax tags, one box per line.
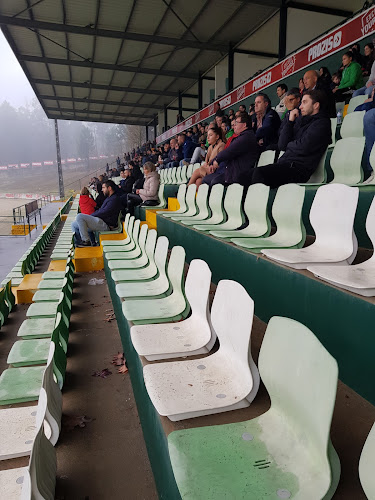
<box><xmin>63</xmin><ymin>159</ymin><xmax>118</xmax><ymax>194</ymax></box>
<box><xmin>0</xmin><ymin>215</ymin><xmax>26</xmax><ymax>236</ymax></box>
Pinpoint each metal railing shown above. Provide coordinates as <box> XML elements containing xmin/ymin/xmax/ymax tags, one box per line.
<box><xmin>0</xmin><ymin>215</ymin><xmax>26</xmax><ymax>236</ymax></box>
<box><xmin>63</xmin><ymin>159</ymin><xmax>119</xmax><ymax>193</ymax></box>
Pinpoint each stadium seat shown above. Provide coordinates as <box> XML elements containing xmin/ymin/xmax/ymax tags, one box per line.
<box><xmin>26</xmin><ymin>282</ymin><xmax>71</xmax><ymax>319</ymax></box>
<box><xmin>168</xmin><ymin>316</ymin><xmax>340</xmax><ymax>500</ymax></box>
<box><xmin>107</xmin><ymin>229</ymin><xmax>156</xmax><ymax>270</ymax></box>
<box><xmin>131</xmin><ymin>258</ymin><xmax>212</xmax><ymax>361</ymax></box>
<box><xmin>105</xmin><ymin>224</ymin><xmax>148</xmax><ymax>260</ymax></box>
<box><xmin>308</xmin><ymin>195</ymin><xmax>375</xmax><ymax>296</ymax></box>
<box><xmin>184</xmin><ymin>183</ymin><xmax>225</xmax><ymax>227</ymax></box>
<box><xmin>231</xmin><ymin>184</ymin><xmax>306</xmax><ymax>252</ymax></box>
<box><xmin>122</xmin><ymin>247</ymin><xmax>188</xmax><ymax>324</ymax></box>
<box><xmin>170</xmin><ymin>184</ymin><xmax>197</xmax><ymax>220</ymax></box>
<box><xmin>263</xmin><ymin>184</ymin><xmax>359</xmax><ymax>268</ymax></box>
<box><xmin>347</xmin><ymin>94</ymin><xmax>367</xmax><ymax>114</ymax></box>
<box><xmin>111</xmin><ymin>231</ymin><xmax>160</xmax><ymax>283</ymax></box>
<box><xmin>103</xmin><ymin>218</ymin><xmax>141</xmax><ymax>256</ymax></box>
<box><xmin>157</xmin><ymin>184</ymin><xmax>187</xmax><ymax>217</ymax></box>
<box><xmin>302</xmin><ymin>148</ymin><xmax>328</xmax><ymax>184</ymax></box>
<box><xmin>329</xmin><ymin>117</ymin><xmax>337</xmax><ymax>148</ymax></box>
<box><xmin>99</xmin><ymin>211</ymin><xmax>123</xmax><ymax>235</ymax></box>
<box><xmin>359</xmin><ymin>423</ymin><xmax>375</xmax><ymax>498</ymax></box>
<box><xmin>143</xmin><ymin>279</ymin><xmax>259</xmax><ymax>421</ymax></box>
<box><xmin>194</xmin><ymin>183</ymin><xmax>244</xmax><ymax>232</ymax></box>
<box><xmin>186</xmin><ymin>164</ymin><xmax>193</xmax><ymax>180</ymax></box>
<box><xmin>340</xmin><ymin>110</ymin><xmax>365</xmax><ymax>138</ymax></box>
<box><xmin>101</xmin><ymin>214</ymin><xmax>133</xmax><ymax>248</ymax></box>
<box><xmin>42</xmin><ymin>256</ymin><xmax>75</xmax><ymax>281</ymax></box>
<box><xmin>180</xmin><ymin>164</ymin><xmax>188</xmax><ymax>183</ymax></box>
<box><xmin>257</xmin><ymin>150</ymin><xmax>276</xmax><ymax>167</ymax></box>
<box><xmin>171</xmin><ymin>167</ymin><xmax>178</xmax><ymax>184</ymax></box>
<box><xmin>210</xmin><ymin>183</ymin><xmax>270</xmax><ymax>238</ymax></box>
<box><xmin>176</xmin><ymin>184</ymin><xmax>210</xmax><ymax>223</ymax></box>
<box><xmin>150</xmin><ymin>183</ymin><xmax>167</xmax><ymax>209</ymax></box>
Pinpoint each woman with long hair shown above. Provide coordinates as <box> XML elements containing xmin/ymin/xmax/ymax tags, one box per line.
<box><xmin>188</xmin><ymin>125</ymin><xmax>225</xmax><ymax>187</ymax></box>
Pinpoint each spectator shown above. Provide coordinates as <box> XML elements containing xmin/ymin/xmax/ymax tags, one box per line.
<box><xmin>202</xmin><ymin>112</ymin><xmax>258</xmax><ymax>187</ymax></box>
<box><xmin>351</xmin><ymin>42</ymin><xmax>365</xmax><ymax>67</ymax></box>
<box><xmin>158</xmin><ymin>142</ymin><xmax>170</xmax><ymax>164</ymax></box>
<box><xmin>128</xmin><ymin>160</ymin><xmax>143</xmax><ymax>180</ymax></box>
<box><xmin>250</xmin><ymin>90</ymin><xmax>331</xmax><ymax>188</ymax></box>
<box><xmin>363</xmin><ymin>43</ymin><xmax>374</xmax><ymax>76</ymax></box>
<box><xmin>331</xmin><ymin>72</ymin><xmax>341</xmax><ymax>90</ymax></box>
<box><xmin>95</xmin><ymin>182</ymin><xmax>105</xmax><ymax>208</ymax></box>
<box><xmin>356</xmin><ymin>90</ymin><xmax>375</xmax><ymax>180</ymax></box>
<box><xmin>248</xmin><ymin>104</ymin><xmax>255</xmax><ymax>116</ymax></box>
<box><xmin>79</xmin><ymin>186</ymin><xmax>97</xmax><ymax>215</ymax></box>
<box><xmin>126</xmin><ymin>162</ymin><xmax>160</xmax><ymax>215</ymax></box>
<box><xmin>224</xmin><ymin>119</ymin><xmax>238</xmax><ymax>149</ymax></box>
<box><xmin>354</xmin><ymin>46</ymin><xmax>375</xmax><ymax>97</ymax></box>
<box><xmin>176</xmin><ymin>113</ymin><xmax>184</xmax><ymax>123</ymax></box>
<box><xmin>275</xmin><ymin>84</ymin><xmax>288</xmax><ymax>116</ymax></box>
<box><xmin>239</xmin><ymin>104</ymin><xmax>247</xmax><ymax>113</ymax></box>
<box><xmin>72</xmin><ymin>180</ymin><xmax>122</xmax><ymax>247</ymax></box>
<box><xmin>105</xmin><ymin>163</ymin><xmax>110</xmax><ymax>174</ymax></box>
<box><xmin>303</xmin><ymin>69</ymin><xmax>336</xmax><ymax>117</ymax></box>
<box><xmin>298</xmin><ymin>78</ymin><xmax>305</xmax><ymax>94</ymax></box>
<box><xmin>161</xmin><ymin>138</ymin><xmax>182</xmax><ymax>169</ymax></box>
<box><xmin>228</xmin><ymin>109</ymin><xmax>235</xmax><ymax>121</ymax></box>
<box><xmin>319</xmin><ymin>67</ymin><xmax>332</xmax><ymax>88</ymax></box>
<box><xmin>119</xmin><ymin>167</ymin><xmax>134</xmax><ymax>205</ymax></box>
<box><xmin>188</xmin><ymin>125</ymin><xmax>225</xmax><ymax>187</ymax></box>
<box><xmin>178</xmin><ymin>132</ymin><xmax>197</xmax><ymax>166</ymax></box>
<box><xmin>268</xmin><ymin>88</ymin><xmax>301</xmax><ymax>150</ymax></box>
<box><xmin>116</xmin><ymin>156</ymin><xmax>121</xmax><ymax>167</ymax></box>
<box><xmin>215</xmin><ymin>102</ymin><xmax>224</xmax><ymax>117</ymax></box>
<box><xmin>191</xmin><ymin>125</ymin><xmax>200</xmax><ymax>143</ymax></box>
<box><xmin>332</xmin><ymin>51</ymin><xmax>364</xmax><ymax>101</ymax></box>
<box><xmin>251</xmin><ymin>93</ymin><xmax>281</xmax><ymax>150</ymax></box>
<box><xmin>215</xmin><ymin>115</ymin><xmax>223</xmax><ymax>127</ymax></box>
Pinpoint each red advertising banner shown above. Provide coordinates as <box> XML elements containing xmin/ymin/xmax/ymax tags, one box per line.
<box><xmin>20</xmin><ymin>163</ymin><xmax>30</xmax><ymax>168</ymax></box>
<box><xmin>44</xmin><ymin>161</ymin><xmax>54</xmax><ymax>165</ymax></box>
<box><xmin>156</xmin><ymin>6</ymin><xmax>375</xmax><ymax>144</ymax></box>
<box><xmin>32</xmin><ymin>162</ymin><xmax>42</xmax><ymax>166</ymax></box>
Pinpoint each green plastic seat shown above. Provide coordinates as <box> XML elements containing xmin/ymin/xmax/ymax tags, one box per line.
<box><xmin>0</xmin><ymin>289</ymin><xmax>8</xmax><ymax>327</ymax></box>
<box><xmin>148</xmin><ymin>182</ymin><xmax>166</xmax><ymax>209</ymax></box>
<box><xmin>185</xmin><ymin>184</ymin><xmax>225</xmax><ymax>227</ymax></box>
<box><xmin>122</xmin><ymin>246</ymin><xmax>188</xmax><ymax>324</ymax></box>
<box><xmin>170</xmin><ymin>184</ymin><xmax>197</xmax><ymax>220</ymax></box>
<box><xmin>177</xmin><ymin>184</ymin><xmax>210</xmax><ymax>223</ymax></box>
<box><xmin>210</xmin><ymin>183</ymin><xmax>270</xmax><ymax>239</ymax></box>
<box><xmin>105</xmin><ymin>223</ymin><xmax>147</xmax><ymax>260</ymax></box>
<box><xmin>231</xmin><ymin>184</ymin><xmax>306</xmax><ymax>253</ymax></box>
<box><xmin>340</xmin><ymin>110</ymin><xmax>365</xmax><ymax>138</ymax></box>
<box><xmin>168</xmin><ymin>316</ymin><xmax>340</xmax><ymax>500</ymax></box>
<box><xmin>107</xmin><ymin>229</ymin><xmax>156</xmax><ymax>271</ymax></box>
<box><xmin>0</xmin><ymin>365</ymin><xmax>45</xmax><ymax>405</ymax></box>
<box><xmin>38</xmin><ymin>278</ymin><xmax>65</xmax><ymax>290</ymax></box>
<box><xmin>111</xmin><ymin>232</ymin><xmax>162</xmax><ymax>283</ymax></box>
<box><xmin>26</xmin><ymin>290</ymin><xmax>70</xmax><ymax>319</ymax></box>
<box><xmin>157</xmin><ymin>184</ymin><xmax>187</xmax><ymax>217</ymax></box>
<box><xmin>359</xmin><ymin>423</ymin><xmax>375</xmax><ymax>499</ymax></box>
<box><xmin>300</xmin><ymin>148</ymin><xmax>328</xmax><ymax>185</ymax></box>
<box><xmin>194</xmin><ymin>183</ymin><xmax>244</xmax><ymax>231</ymax></box>
<box><xmin>17</xmin><ymin>317</ymin><xmax>56</xmax><ymax>339</ymax></box>
<box><xmin>33</xmin><ymin>288</ymin><xmax>64</xmax><ymax>302</ymax></box>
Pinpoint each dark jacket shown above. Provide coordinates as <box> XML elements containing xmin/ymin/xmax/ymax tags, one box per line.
<box><xmin>120</xmin><ymin>175</ymin><xmax>134</xmax><ymax>196</ymax></box>
<box><xmin>214</xmin><ymin>128</ymin><xmax>259</xmax><ymax>185</ymax></box>
<box><xmin>304</xmin><ymin>79</ymin><xmax>336</xmax><ymax>118</ymax></box>
<box><xmin>182</xmin><ymin>136</ymin><xmax>197</xmax><ymax>159</ymax></box>
<box><xmin>95</xmin><ymin>183</ymin><xmax>105</xmax><ymax>208</ymax></box>
<box><xmin>251</xmin><ymin>109</ymin><xmax>281</xmax><ymax>149</ymax></box>
<box><xmin>169</xmin><ymin>146</ymin><xmax>183</xmax><ymax>163</ymax></box>
<box><xmin>277</xmin><ymin>112</ymin><xmax>332</xmax><ymax>176</ymax></box>
<box><xmin>91</xmin><ymin>193</ymin><xmax>122</xmax><ymax>228</ymax></box>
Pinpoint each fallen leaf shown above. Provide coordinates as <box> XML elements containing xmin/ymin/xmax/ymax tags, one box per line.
<box><xmin>92</xmin><ymin>368</ymin><xmax>112</xmax><ymax>378</ymax></box>
<box><xmin>62</xmin><ymin>414</ymin><xmax>94</xmax><ymax>431</ymax></box>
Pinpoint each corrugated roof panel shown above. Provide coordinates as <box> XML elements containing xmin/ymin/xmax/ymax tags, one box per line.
<box><xmin>26</xmin><ymin>0</ymin><xmax>62</xmax><ymax>23</ymax></box>
<box><xmin>0</xmin><ymin>0</ymin><xmax>25</xmax><ymax>16</ymax></box>
<box><xmin>43</xmin><ymin>99</ymin><xmax>59</xmax><ymax>107</ymax></box>
<box><xmin>188</xmin><ymin>1</ymin><xmax>240</xmax><ymax>42</ymax></box>
<box><xmin>66</xmin><ymin>33</ymin><xmax>95</xmax><ymax>61</ymax></box>
<box><xmin>90</xmin><ymin>89</ymin><xmax>112</xmax><ymax>100</ymax></box>
<box><xmin>25</xmin><ymin>61</ymin><xmax>50</xmax><ymax>79</ymax></box>
<box><xmin>97</xmin><ymin>0</ymin><xmax>135</xmax><ymax>31</ymax></box>
<box><xmin>55</xmin><ymin>87</ymin><xmax>73</xmax><ymax>98</ymax></box>
<box><xmin>87</xmin><ymin>103</ymin><xmax>103</xmax><ymax>112</ymax></box>
<box><xmin>295</xmin><ymin>0</ymin><xmax>362</xmax><ymax>11</ymax></box>
<box><xmin>71</xmin><ymin>66</ymin><xmax>92</xmax><ymax>82</ymax></box>
<box><xmin>146</xmin><ymin>75</ymin><xmax>176</xmax><ymax>90</ymax></box>
<box><xmin>106</xmin><ymin>90</ymin><xmax>126</xmax><ymax>101</ymax></box>
<box><xmin>126</xmin><ymin>0</ymin><xmax>168</xmax><ymax>34</ymax></box>
<box><xmin>38</xmin><ymin>30</ymin><xmax>70</xmax><ymax>59</ymax></box>
<box><xmin>72</xmin><ymin>87</ymin><xmax>90</xmax><ymax>99</ymax></box>
<box><xmin>48</xmin><ymin>64</ymin><xmax>71</xmax><ymax>80</ymax></box>
<box><xmin>157</xmin><ymin>0</ymin><xmax>210</xmax><ymax>36</ymax></box>
<box><xmin>129</xmin><ymin>73</ymin><xmax>156</xmax><ymax>88</ymax></box>
<box><xmin>117</xmin><ymin>40</ymin><xmax>150</xmax><ymax>66</ymax></box>
<box><xmin>238</xmin><ymin>14</ymin><xmax>279</xmax><ymax>53</ymax></box>
<box><xmin>91</xmin><ymin>37</ymin><xmax>123</xmax><ymax>63</ymax></box>
<box><xmin>7</xmin><ymin>26</ymin><xmax>42</xmax><ymax>56</ymax></box>
<box><xmin>162</xmin><ymin>47</ymin><xmax>199</xmax><ymax>72</ymax></box>
<box><xmin>64</xmin><ymin>0</ymin><xmax>98</xmax><ymax>26</ymax></box>
<box><xmin>35</xmin><ymin>83</ymin><xmax>55</xmax><ymax>95</ymax></box>
<box><xmin>91</xmin><ymin>68</ymin><xmax>115</xmax><ymax>85</ymax></box>
<box><xmin>111</xmin><ymin>71</ymin><xmax>135</xmax><ymax>86</ymax></box>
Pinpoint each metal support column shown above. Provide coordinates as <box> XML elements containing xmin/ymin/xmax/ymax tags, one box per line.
<box><xmin>178</xmin><ymin>91</ymin><xmax>183</xmax><ymax>118</ymax></box>
<box><xmin>228</xmin><ymin>43</ymin><xmax>234</xmax><ymax>92</ymax></box>
<box><xmin>153</xmin><ymin>115</ymin><xmax>157</xmax><ymax>141</ymax></box>
<box><xmin>54</xmin><ymin>119</ymin><xmax>64</xmax><ymax>199</ymax></box>
<box><xmin>278</xmin><ymin>0</ymin><xmax>287</xmax><ymax>61</ymax></box>
<box><xmin>145</xmin><ymin>125</ymin><xmax>149</xmax><ymax>141</ymax></box>
<box><xmin>164</xmin><ymin>104</ymin><xmax>168</xmax><ymax>131</ymax></box>
<box><xmin>198</xmin><ymin>73</ymin><xmax>203</xmax><ymax>109</ymax></box>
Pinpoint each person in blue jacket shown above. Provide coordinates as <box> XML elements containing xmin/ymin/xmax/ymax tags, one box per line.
<box><xmin>251</xmin><ymin>93</ymin><xmax>281</xmax><ymax>151</ymax></box>
<box><xmin>178</xmin><ymin>132</ymin><xmax>198</xmax><ymax>166</ymax></box>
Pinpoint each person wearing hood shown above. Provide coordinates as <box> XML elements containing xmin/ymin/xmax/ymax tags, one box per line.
<box><xmin>250</xmin><ymin>90</ymin><xmax>331</xmax><ymax>188</ymax></box>
<box><xmin>251</xmin><ymin>93</ymin><xmax>281</xmax><ymax>151</ymax></box>
<box><xmin>126</xmin><ymin>161</ymin><xmax>160</xmax><ymax>215</ymax></box>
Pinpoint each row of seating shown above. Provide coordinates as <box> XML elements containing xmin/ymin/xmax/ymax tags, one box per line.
<box><xmin>102</xmin><ymin>213</ymin><xmax>375</xmax><ymax>499</ymax></box>
<box><xmin>0</xmin><ymin>281</ymin><xmax>16</xmax><ymax>331</ymax></box>
<box><xmin>158</xmin><ymin>182</ymin><xmax>375</xmax><ymax>296</ymax></box>
<box><xmin>50</xmin><ymin>196</ymin><xmax>79</xmax><ymax>260</ymax></box>
<box><xmin>1</xmin><ymin>206</ymin><xmax>64</xmax><ymax>287</ymax></box>
<box><xmin>159</xmin><ymin>163</ymin><xmax>200</xmax><ymax>185</ymax></box>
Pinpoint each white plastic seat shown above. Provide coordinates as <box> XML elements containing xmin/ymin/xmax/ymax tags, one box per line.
<box><xmin>150</xmin><ymin>183</ymin><xmax>167</xmax><ymax>209</ymax></box>
<box><xmin>186</xmin><ymin>164</ymin><xmax>193</xmax><ymax>179</ymax></box>
<box><xmin>210</xmin><ymin>183</ymin><xmax>270</xmax><ymax>238</ymax></box>
<box><xmin>329</xmin><ymin>117</ymin><xmax>337</xmax><ymax>148</ymax></box>
<box><xmin>330</xmin><ymin>137</ymin><xmax>365</xmax><ymax>184</ymax></box>
<box><xmin>111</xmin><ymin>231</ymin><xmax>160</xmax><ymax>282</ymax></box>
<box><xmin>359</xmin><ymin>423</ymin><xmax>375</xmax><ymax>499</ymax></box>
<box><xmin>170</xmin><ymin>184</ymin><xmax>197</xmax><ymax>220</ymax></box>
<box><xmin>105</xmin><ymin>223</ymin><xmax>147</xmax><ymax>260</ymax></box>
<box><xmin>263</xmin><ymin>184</ymin><xmax>359</xmax><ymax>269</ymax></box>
<box><xmin>340</xmin><ymin>110</ymin><xmax>365</xmax><ymax>138</ymax></box>
<box><xmin>122</xmin><ymin>247</ymin><xmax>188</xmax><ymax>324</ymax></box>
<box><xmin>183</xmin><ymin>184</ymin><xmax>225</xmax><ymax>227</ymax></box>
<box><xmin>131</xmin><ymin>259</ymin><xmax>213</xmax><ymax>361</ymax></box>
<box><xmin>301</xmin><ymin>148</ymin><xmax>328</xmax><ymax>184</ymax></box>
<box><xmin>231</xmin><ymin>184</ymin><xmax>306</xmax><ymax>253</ymax></box>
<box><xmin>347</xmin><ymin>94</ymin><xmax>367</xmax><ymax>114</ymax></box>
<box><xmin>180</xmin><ymin>164</ymin><xmax>188</xmax><ymax>183</ymax></box>
<box><xmin>178</xmin><ymin>184</ymin><xmax>210</xmax><ymax>224</ymax></box>
<box><xmin>156</xmin><ymin>184</ymin><xmax>189</xmax><ymax>217</ymax></box>
<box><xmin>101</xmin><ymin>214</ymin><xmax>131</xmax><ymax>247</ymax></box>
<box><xmin>257</xmin><ymin>150</ymin><xmax>276</xmax><ymax>167</ymax></box>
<box><xmin>143</xmin><ymin>280</ymin><xmax>259</xmax><ymax>421</ymax></box>
<box><xmin>175</xmin><ymin>166</ymin><xmax>182</xmax><ymax>184</ymax></box>
<box><xmin>194</xmin><ymin>184</ymin><xmax>244</xmax><ymax>231</ymax></box>
<box><xmin>108</xmin><ymin>229</ymin><xmax>155</xmax><ymax>270</ymax></box>
<box><xmin>168</xmin><ymin>316</ymin><xmax>340</xmax><ymax>500</ymax></box>
<box><xmin>308</xmin><ymin>195</ymin><xmax>375</xmax><ymax>296</ymax></box>
<box><xmin>102</xmin><ymin>216</ymin><xmax>136</xmax><ymax>251</ymax></box>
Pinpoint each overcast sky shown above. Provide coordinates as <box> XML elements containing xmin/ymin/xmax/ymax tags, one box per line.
<box><xmin>0</xmin><ymin>30</ymin><xmax>37</xmax><ymax>108</ymax></box>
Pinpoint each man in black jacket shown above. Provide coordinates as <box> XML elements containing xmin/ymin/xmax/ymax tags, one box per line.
<box><xmin>72</xmin><ymin>180</ymin><xmax>122</xmax><ymax>246</ymax></box>
<box><xmin>303</xmin><ymin>70</ymin><xmax>336</xmax><ymax>118</ymax></box>
<box><xmin>250</xmin><ymin>90</ymin><xmax>331</xmax><ymax>188</ymax></box>
<box><xmin>251</xmin><ymin>93</ymin><xmax>281</xmax><ymax>151</ymax></box>
<box><xmin>202</xmin><ymin>112</ymin><xmax>259</xmax><ymax>186</ymax></box>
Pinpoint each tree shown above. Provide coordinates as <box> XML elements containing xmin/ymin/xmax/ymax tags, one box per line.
<box><xmin>77</xmin><ymin>125</ymin><xmax>95</xmax><ymax>159</ymax></box>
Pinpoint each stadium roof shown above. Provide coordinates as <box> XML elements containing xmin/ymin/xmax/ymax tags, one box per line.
<box><xmin>0</xmin><ymin>0</ymin><xmax>360</xmax><ymax>126</ymax></box>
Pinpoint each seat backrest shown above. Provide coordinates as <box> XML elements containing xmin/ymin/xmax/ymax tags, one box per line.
<box><xmin>159</xmin><ymin>169</ymin><xmax>165</xmax><ymax>184</ymax></box>
<box><xmin>243</xmin><ymin>183</ymin><xmax>270</xmax><ymax>235</ymax></box>
<box><xmin>157</xmin><ymin>183</ymin><xmax>166</xmax><ymax>206</ymax></box>
<box><xmin>185</xmin><ymin>184</ymin><xmax>198</xmax><ymax>211</ymax></box>
<box><xmin>329</xmin><ymin>118</ymin><xmax>337</xmax><ymax>148</ymax></box>
<box><xmin>5</xmin><ymin>280</ymin><xmax>15</xmax><ymax>310</ymax></box>
<box><xmin>257</xmin><ymin>150</ymin><xmax>276</xmax><ymax>167</ymax></box>
<box><xmin>131</xmin><ymin>218</ymin><xmax>141</xmax><ymax>244</ymax></box>
<box><xmin>22</xmin><ymin>387</ymin><xmax>56</xmax><ymax>500</ymax></box>
<box><xmin>175</xmin><ymin>166</ymin><xmax>182</xmax><ymax>184</ymax></box>
<box><xmin>123</xmin><ymin>213</ymin><xmax>130</xmax><ymax>232</ymax></box>
<box><xmin>347</xmin><ymin>94</ymin><xmax>367</xmax><ymax>114</ymax></box>
<box><xmin>184</xmin><ymin>259</ymin><xmax>211</xmax><ymax>321</ymax></box>
<box><xmin>187</xmin><ymin>164</ymin><xmax>193</xmax><ymax>179</ymax></box>
<box><xmin>166</xmin><ymin>168</ymin><xmax>173</xmax><ymax>184</ymax></box>
<box><xmin>310</xmin><ymin>184</ymin><xmax>358</xmax><ymax>250</ymax></box>
<box><xmin>180</xmin><ymin>164</ymin><xmax>188</xmax><ymax>183</ymax></box>
<box><xmin>125</xmin><ymin>216</ymin><xmax>135</xmax><ymax>242</ymax></box>
<box><xmin>176</xmin><ymin>184</ymin><xmax>187</xmax><ymax>212</ymax></box>
<box><xmin>193</xmin><ymin>163</ymin><xmax>201</xmax><ymax>171</ymax></box>
<box><xmin>154</xmin><ymin>236</ymin><xmax>169</xmax><ymax>276</ymax></box>
<box><xmin>272</xmin><ymin>184</ymin><xmax>305</xmax><ymax>238</ymax></box>
<box><xmin>171</xmin><ymin>167</ymin><xmax>177</xmax><ymax>184</ymax></box>
<box><xmin>41</xmin><ymin>340</ymin><xmax>63</xmax><ymax>444</ymax></box>
<box><xmin>359</xmin><ymin>422</ymin><xmax>375</xmax><ymax>499</ymax></box>
<box><xmin>222</xmin><ymin>183</ymin><xmax>244</xmax><ymax>224</ymax></box>
<box><xmin>211</xmin><ymin>280</ymin><xmax>254</xmax><ymax>368</ymax></box>
<box><xmin>365</xmin><ymin>195</ymin><xmax>375</xmax><ymax>251</ymax></box>
<box><xmin>137</xmin><ymin>223</ymin><xmax>149</xmax><ymax>253</ymax></box>
<box><xmin>195</xmin><ymin>183</ymin><xmax>209</xmax><ymax>218</ymax></box>
<box><xmin>330</xmin><ymin>137</ymin><xmax>365</xmax><ymax>184</ymax></box>
<box><xmin>370</xmin><ymin>142</ymin><xmax>375</xmax><ymax>172</ymax></box>
<box><xmin>166</xmin><ymin>246</ymin><xmax>186</xmax><ymax>298</ymax></box>
<box><xmin>259</xmin><ymin>316</ymin><xmax>338</xmax><ymax>459</ymax></box>
<box><xmin>208</xmin><ymin>183</ymin><xmax>225</xmax><ymax>222</ymax></box>
<box><xmin>307</xmin><ymin>148</ymin><xmax>328</xmax><ymax>184</ymax></box>
<box><xmin>340</xmin><ymin>110</ymin><xmax>365</xmax><ymax>138</ymax></box>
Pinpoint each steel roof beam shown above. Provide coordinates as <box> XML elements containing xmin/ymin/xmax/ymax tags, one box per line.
<box><xmin>48</xmin><ymin>114</ymin><xmax>148</xmax><ymax>126</ymax></box>
<box><xmin>45</xmin><ymin>106</ymin><xmax>150</xmax><ymax>119</ymax></box>
<box><xmin>0</xmin><ymin>15</ymin><xmax>228</xmax><ymax>51</ymax></box>
<box><xmin>286</xmin><ymin>2</ymin><xmax>352</xmax><ymax>17</ymax></box>
<box><xmin>39</xmin><ymin>94</ymin><xmax>165</xmax><ymax>110</ymax></box>
<box><xmin>20</xmin><ymin>54</ymin><xmax>197</xmax><ymax>79</ymax></box>
<box><xmin>234</xmin><ymin>48</ymin><xmax>279</xmax><ymax>58</ymax></box>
